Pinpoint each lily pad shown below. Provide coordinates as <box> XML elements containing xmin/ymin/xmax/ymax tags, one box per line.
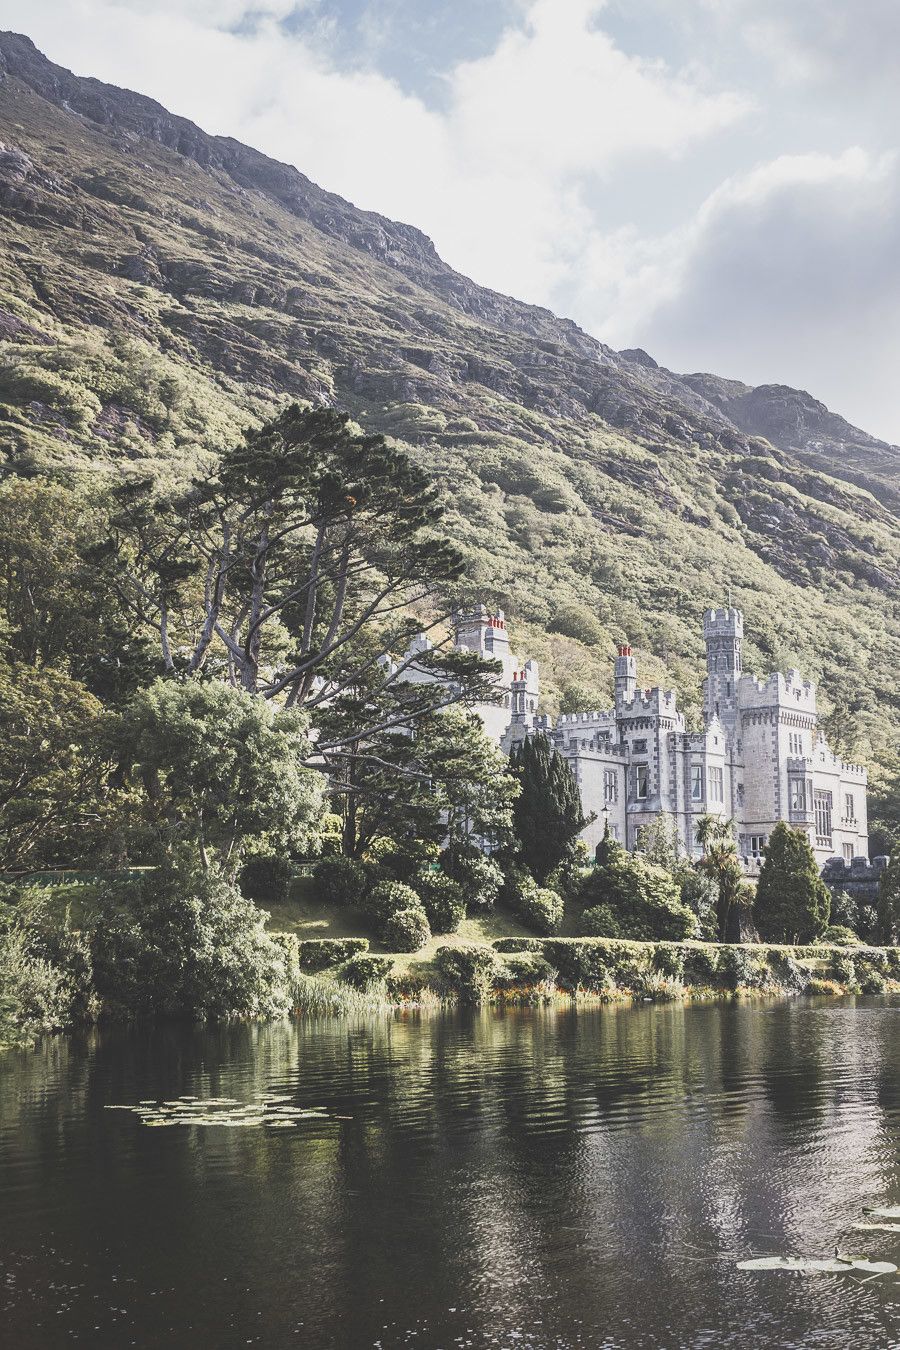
<box><xmin>737</xmin><ymin>1256</ymin><xmax>896</xmax><ymax>1275</ymax></box>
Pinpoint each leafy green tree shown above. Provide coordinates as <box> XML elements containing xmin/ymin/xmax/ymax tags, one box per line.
<box><xmin>509</xmin><ymin>733</ymin><xmax>591</xmax><ymax>882</ymax></box>
<box><xmin>117</xmin><ymin>679</ymin><xmax>324</xmax><ymax>869</ymax></box>
<box><xmin>755</xmin><ymin>822</ymin><xmax>831</xmax><ymax>943</ymax></box>
<box><xmin>90</xmin><ymin>854</ymin><xmax>294</xmax><ymax>1018</ymax></box>
<box><xmin>0</xmin><ymin>661</ymin><xmax>121</xmax><ymax>872</ymax></box>
<box><xmin>876</xmin><ymin>844</ymin><xmax>900</xmax><ymax>945</ymax></box>
<box><xmin>580</xmin><ymin>831</ymin><xmax>696</xmax><ymax>940</ymax></box>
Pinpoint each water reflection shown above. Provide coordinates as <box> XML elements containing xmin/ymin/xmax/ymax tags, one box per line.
<box><xmin>1</xmin><ymin>999</ymin><xmax>898</xmax><ymax>1349</ymax></box>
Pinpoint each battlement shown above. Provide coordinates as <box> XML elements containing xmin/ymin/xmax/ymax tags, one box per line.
<box><xmin>703</xmin><ymin>606</ymin><xmax>744</xmax><ymax>637</ymax></box>
<box><xmin>737</xmin><ymin>670</ymin><xmax>816</xmax><ymax>709</ymax></box>
<box><xmin>620</xmin><ymin>687</ymin><xmax>679</xmax><ymax>715</ymax></box>
<box><xmin>556</xmin><ymin>709</ymin><xmax>616</xmax><ymax>725</ymax></box>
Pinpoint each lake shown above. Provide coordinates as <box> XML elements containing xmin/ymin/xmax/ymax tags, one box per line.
<box><xmin>1</xmin><ymin>999</ymin><xmax>899</xmax><ymax>1349</ymax></box>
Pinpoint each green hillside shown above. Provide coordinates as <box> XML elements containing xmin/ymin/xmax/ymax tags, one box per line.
<box><xmin>0</xmin><ymin>31</ymin><xmax>897</xmax><ymax>786</ymax></box>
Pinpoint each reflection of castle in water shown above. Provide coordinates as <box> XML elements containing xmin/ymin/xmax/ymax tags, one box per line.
<box><xmin>421</xmin><ymin>604</ymin><xmax>869</xmax><ymax>870</ymax></box>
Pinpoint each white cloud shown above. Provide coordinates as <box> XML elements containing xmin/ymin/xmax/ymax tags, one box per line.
<box><xmin>623</xmin><ymin>148</ymin><xmax>900</xmax><ymax>441</ymax></box>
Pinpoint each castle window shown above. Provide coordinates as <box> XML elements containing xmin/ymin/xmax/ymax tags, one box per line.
<box><xmin>844</xmin><ymin>792</ymin><xmax>855</xmax><ymax>820</ymax></box>
<box><xmin>748</xmin><ymin>835</ymin><xmax>766</xmax><ymax>856</ymax></box>
<box><xmin>632</xmin><ymin>739</ymin><xmax>647</xmax><ymax>753</ymax></box>
<box><xmin>635</xmin><ymin>764</ymin><xmax>649</xmax><ymax>800</ymax></box>
<box><xmin>842</xmin><ymin>843</ymin><xmax>854</xmax><ymax>863</ymax></box>
<box><xmin>814</xmin><ymin>789</ymin><xmax>833</xmax><ymax>842</ymax></box>
<box><xmin>708</xmin><ymin>766</ymin><xmax>724</xmax><ymax>803</ymax></box>
<box><xmin>603</xmin><ymin>770</ymin><xmax>618</xmax><ymax>804</ymax></box>
<box><xmin>690</xmin><ymin>764</ymin><xmax>704</xmax><ymax>801</ymax></box>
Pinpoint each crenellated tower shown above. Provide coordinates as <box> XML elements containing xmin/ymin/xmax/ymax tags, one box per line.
<box><xmin>614</xmin><ymin>643</ymin><xmax>637</xmax><ymax>706</ymax></box>
<box><xmin>703</xmin><ymin>605</ymin><xmax>743</xmax><ymax>727</ymax></box>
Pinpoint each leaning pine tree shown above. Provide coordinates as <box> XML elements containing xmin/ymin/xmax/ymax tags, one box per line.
<box><xmin>510</xmin><ymin>734</ymin><xmax>590</xmax><ymax>882</ymax></box>
<box><xmin>754</xmin><ymin>822</ymin><xmax>831</xmax><ymax>943</ymax></box>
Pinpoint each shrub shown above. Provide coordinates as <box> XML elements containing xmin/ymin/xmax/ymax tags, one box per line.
<box><xmin>341</xmin><ymin>953</ymin><xmax>393</xmax><ymax>990</ymax></box>
<box><xmin>446</xmin><ymin>852</ymin><xmax>503</xmax><ymax>910</ymax></box>
<box><xmin>381</xmin><ymin>906</ymin><xmax>431</xmax><ymax>953</ymax></box>
<box><xmin>767</xmin><ymin>950</ymin><xmax>809</xmax><ymax>993</ymax></box>
<box><xmin>652</xmin><ymin>943</ymin><xmax>684</xmax><ymax>980</ymax></box>
<box><xmin>858</xmin><ymin>965</ymin><xmax>887</xmax><ymax>995</ymax></box>
<box><xmin>434</xmin><ymin>943</ymin><xmax>500</xmax><ymax>1004</ymax></box>
<box><xmin>364</xmin><ymin>881</ymin><xmax>421</xmax><ymax>925</ymax></box>
<box><xmin>682</xmin><ymin>945</ymin><xmax>719</xmax><ymax>987</ymax></box>
<box><xmin>269</xmin><ymin>932</ymin><xmax>300</xmax><ymax>982</ymax></box>
<box><xmin>414</xmin><ymin>872</ymin><xmax>466</xmax><ymax>935</ymax></box>
<box><xmin>717</xmin><ymin>946</ymin><xmax>766</xmax><ymax>991</ymax></box>
<box><xmin>516</xmin><ymin>885</ymin><xmax>564</xmax><ymax>936</ymax></box>
<box><xmin>580</xmin><ymin>848</ymin><xmax>696</xmax><ymax>941</ymax></box>
<box><xmin>542</xmin><ymin>939</ymin><xmax>612</xmax><ymax>991</ymax></box>
<box><xmin>297</xmin><ymin>937</ymin><xmax>369</xmax><ymax>972</ymax></box>
<box><xmin>239</xmin><ymin>853</ymin><xmax>294</xmax><ymax>904</ymax></box>
<box><xmin>579</xmin><ymin>904</ymin><xmax>621</xmax><ymax>938</ymax></box>
<box><xmin>312</xmin><ymin>855</ymin><xmax>371</xmax><ymax>909</ymax></box>
<box><xmin>820</xmin><ymin>925</ymin><xmax>860</xmax><ymax>947</ymax></box>
<box><xmin>829</xmin><ymin>952</ymin><xmax>856</xmax><ymax>986</ymax></box>
<box><xmin>497</xmin><ymin>952</ymin><xmax>555</xmax><ymax>988</ymax></box>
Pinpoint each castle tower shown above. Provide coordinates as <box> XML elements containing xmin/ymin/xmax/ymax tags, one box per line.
<box><xmin>453</xmin><ymin>605</ymin><xmax>510</xmax><ymax>665</ymax></box>
<box><xmin>702</xmin><ymin>605</ymin><xmax>743</xmax><ymax>723</ymax></box>
<box><xmin>614</xmin><ymin>643</ymin><xmax>637</xmax><ymax>704</ymax></box>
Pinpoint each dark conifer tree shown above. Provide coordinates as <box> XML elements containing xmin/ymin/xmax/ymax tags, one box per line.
<box><xmin>510</xmin><ymin>734</ymin><xmax>589</xmax><ymax>882</ymax></box>
<box><xmin>754</xmin><ymin>822</ymin><xmax>831</xmax><ymax>943</ymax></box>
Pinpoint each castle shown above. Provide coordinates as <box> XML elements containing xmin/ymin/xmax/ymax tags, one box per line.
<box><xmin>448</xmin><ymin>604</ymin><xmax>869</xmax><ymax>870</ymax></box>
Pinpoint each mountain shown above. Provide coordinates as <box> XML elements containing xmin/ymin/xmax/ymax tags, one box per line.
<box><xmin>0</xmin><ymin>31</ymin><xmax>897</xmax><ymax>781</ymax></box>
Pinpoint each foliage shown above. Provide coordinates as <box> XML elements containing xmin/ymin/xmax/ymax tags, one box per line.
<box><xmin>695</xmin><ymin>815</ymin><xmax>750</xmax><ymax>942</ymax></box>
<box><xmin>381</xmin><ymin>905</ymin><xmax>431</xmax><ymax>953</ymax></box>
<box><xmin>0</xmin><ymin>660</ymin><xmax>119</xmax><ymax>872</ymax></box>
<box><xmin>363</xmin><ymin>880</ymin><xmax>421</xmax><ymax>925</ymax></box>
<box><xmin>579</xmin><ymin>904</ymin><xmax>621</xmax><ymax>938</ymax></box>
<box><xmin>443</xmin><ymin>850</ymin><xmax>504</xmax><ymax>910</ymax></box>
<box><xmin>518</xmin><ymin>885</ymin><xmax>565</xmax><ymax>935</ymax></box>
<box><xmin>90</xmin><ymin>855</ymin><xmax>293</xmax><ymax>1018</ymax></box>
<box><xmin>434</xmin><ymin>943</ymin><xmax>500</xmax><ymax>1004</ymax></box>
<box><xmin>755</xmin><ymin>823</ymin><xmax>831</xmax><ymax>943</ymax></box>
<box><xmin>652</xmin><ymin>944</ymin><xmax>685</xmax><ymax>980</ymax></box>
<box><xmin>580</xmin><ymin>834</ymin><xmax>696</xmax><ymax>941</ymax></box>
<box><xmin>682</xmin><ymin>944</ymin><xmax>719</xmax><ymax>987</ymax></box>
<box><xmin>312</xmin><ymin>855</ymin><xmax>371</xmax><ymax>909</ymax></box>
<box><xmin>541</xmin><ymin>938</ymin><xmax>612</xmax><ymax>991</ymax></box>
<box><xmin>117</xmin><ymin>679</ymin><xmax>324</xmax><ymax>868</ymax></box>
<box><xmin>677</xmin><ymin>869</ymin><xmax>719</xmax><ymax>942</ymax></box>
<box><xmin>717</xmin><ymin>946</ymin><xmax>766</xmax><ymax>991</ymax></box>
<box><xmin>297</xmin><ymin>938</ymin><xmax>369</xmax><ymax>972</ymax></box>
<box><xmin>0</xmin><ymin>891</ymin><xmax>98</xmax><ymax>1046</ymax></box>
<box><xmin>876</xmin><ymin>845</ymin><xmax>900</xmax><ymax>944</ymax></box>
<box><xmin>414</xmin><ymin>871</ymin><xmax>466</xmax><ymax>935</ymax></box>
<box><xmin>509</xmin><ymin>734</ymin><xmax>590</xmax><ymax>882</ymax></box>
<box><xmin>829</xmin><ymin>951</ymin><xmax>856</xmax><ymax>986</ymax></box>
<box><xmin>820</xmin><ymin>924</ymin><xmax>860</xmax><ymax>947</ymax></box>
<box><xmin>239</xmin><ymin>853</ymin><xmax>294</xmax><ymax>904</ymax></box>
<box><xmin>340</xmin><ymin>953</ymin><xmax>394</xmax><ymax>990</ymax></box>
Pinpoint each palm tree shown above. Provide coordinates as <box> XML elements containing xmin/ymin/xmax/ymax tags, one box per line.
<box><xmin>695</xmin><ymin>815</ymin><xmax>747</xmax><ymax>940</ymax></box>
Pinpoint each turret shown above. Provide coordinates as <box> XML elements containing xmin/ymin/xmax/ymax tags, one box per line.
<box><xmin>453</xmin><ymin>604</ymin><xmax>510</xmax><ymax>664</ymax></box>
<box><xmin>614</xmin><ymin>643</ymin><xmax>636</xmax><ymax>704</ymax></box>
<box><xmin>702</xmin><ymin>605</ymin><xmax>743</xmax><ymax>723</ymax></box>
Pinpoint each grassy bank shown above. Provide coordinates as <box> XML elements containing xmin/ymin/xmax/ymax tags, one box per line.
<box><xmin>278</xmin><ymin>932</ymin><xmax>900</xmax><ymax>1011</ymax></box>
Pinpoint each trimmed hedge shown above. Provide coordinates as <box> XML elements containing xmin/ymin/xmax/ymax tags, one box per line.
<box><xmin>435</xmin><ymin>943</ymin><xmax>500</xmax><ymax>1004</ymax></box>
<box><xmin>297</xmin><ymin>937</ymin><xmax>369</xmax><ymax>972</ymax></box>
<box><xmin>364</xmin><ymin>881</ymin><xmax>420</xmax><ymax>924</ymax></box>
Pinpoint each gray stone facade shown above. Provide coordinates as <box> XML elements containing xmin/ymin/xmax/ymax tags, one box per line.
<box><xmin>448</xmin><ymin>604</ymin><xmax>869</xmax><ymax>869</ymax></box>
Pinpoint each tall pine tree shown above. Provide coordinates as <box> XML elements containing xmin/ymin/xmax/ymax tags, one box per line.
<box><xmin>754</xmin><ymin>822</ymin><xmax>831</xmax><ymax>943</ymax></box>
<box><xmin>510</xmin><ymin>734</ymin><xmax>590</xmax><ymax>882</ymax></box>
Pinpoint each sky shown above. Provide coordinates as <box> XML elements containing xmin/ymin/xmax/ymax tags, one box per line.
<box><xmin>4</xmin><ymin>0</ymin><xmax>900</xmax><ymax>442</ymax></box>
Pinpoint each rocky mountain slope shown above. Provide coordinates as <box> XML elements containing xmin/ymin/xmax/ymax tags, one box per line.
<box><xmin>0</xmin><ymin>31</ymin><xmax>897</xmax><ymax>779</ymax></box>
